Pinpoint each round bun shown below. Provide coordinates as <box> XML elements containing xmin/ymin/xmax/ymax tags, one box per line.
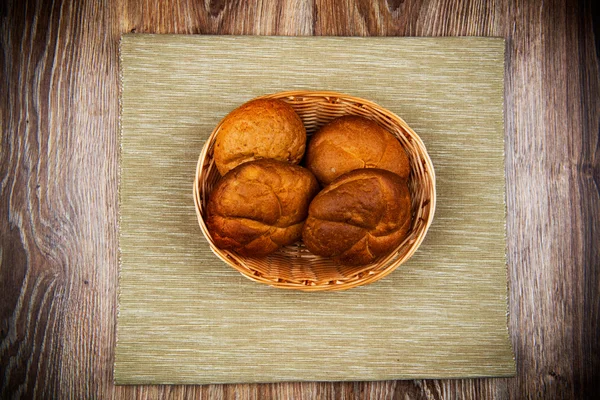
<box><xmin>206</xmin><ymin>159</ymin><xmax>319</xmax><ymax>257</ymax></box>
<box><xmin>213</xmin><ymin>99</ymin><xmax>306</xmax><ymax>175</ymax></box>
<box><xmin>302</xmin><ymin>169</ymin><xmax>412</xmax><ymax>266</ymax></box>
<box><xmin>305</xmin><ymin>115</ymin><xmax>410</xmax><ymax>185</ymax></box>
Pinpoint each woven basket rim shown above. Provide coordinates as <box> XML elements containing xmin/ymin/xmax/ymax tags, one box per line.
<box><xmin>193</xmin><ymin>90</ymin><xmax>436</xmax><ymax>291</ymax></box>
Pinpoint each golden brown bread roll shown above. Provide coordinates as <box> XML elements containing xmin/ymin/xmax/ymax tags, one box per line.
<box><xmin>305</xmin><ymin>115</ymin><xmax>410</xmax><ymax>185</ymax></box>
<box><xmin>302</xmin><ymin>169</ymin><xmax>412</xmax><ymax>266</ymax></box>
<box><xmin>213</xmin><ymin>99</ymin><xmax>306</xmax><ymax>175</ymax></box>
<box><xmin>206</xmin><ymin>159</ymin><xmax>319</xmax><ymax>257</ymax></box>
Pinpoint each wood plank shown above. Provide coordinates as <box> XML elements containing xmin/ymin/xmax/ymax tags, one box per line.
<box><xmin>0</xmin><ymin>0</ymin><xmax>598</xmax><ymax>398</ymax></box>
<box><xmin>0</xmin><ymin>0</ymin><xmax>120</xmax><ymax>398</ymax></box>
<box><xmin>503</xmin><ymin>0</ymin><xmax>600</xmax><ymax>398</ymax></box>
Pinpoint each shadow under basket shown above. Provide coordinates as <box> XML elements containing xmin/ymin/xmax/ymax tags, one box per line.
<box><xmin>193</xmin><ymin>91</ymin><xmax>436</xmax><ymax>291</ymax></box>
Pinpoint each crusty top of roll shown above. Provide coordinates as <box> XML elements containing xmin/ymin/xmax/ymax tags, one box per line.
<box><xmin>213</xmin><ymin>98</ymin><xmax>306</xmax><ymax>175</ymax></box>
<box><xmin>306</xmin><ymin>115</ymin><xmax>410</xmax><ymax>185</ymax></box>
<box><xmin>207</xmin><ymin>159</ymin><xmax>319</xmax><ymax>257</ymax></box>
<box><xmin>302</xmin><ymin>168</ymin><xmax>412</xmax><ymax>266</ymax></box>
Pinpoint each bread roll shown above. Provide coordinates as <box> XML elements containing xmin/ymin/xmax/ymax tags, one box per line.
<box><xmin>302</xmin><ymin>169</ymin><xmax>412</xmax><ymax>266</ymax></box>
<box><xmin>306</xmin><ymin>115</ymin><xmax>410</xmax><ymax>185</ymax></box>
<box><xmin>207</xmin><ymin>159</ymin><xmax>319</xmax><ymax>257</ymax></box>
<box><xmin>213</xmin><ymin>98</ymin><xmax>306</xmax><ymax>175</ymax></box>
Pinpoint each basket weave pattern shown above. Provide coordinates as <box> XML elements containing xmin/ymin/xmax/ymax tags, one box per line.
<box><xmin>193</xmin><ymin>91</ymin><xmax>436</xmax><ymax>291</ymax></box>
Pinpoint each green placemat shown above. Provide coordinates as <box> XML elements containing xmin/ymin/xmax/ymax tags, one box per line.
<box><xmin>116</xmin><ymin>35</ymin><xmax>515</xmax><ymax>384</ymax></box>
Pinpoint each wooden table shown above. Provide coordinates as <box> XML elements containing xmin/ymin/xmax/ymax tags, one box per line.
<box><xmin>1</xmin><ymin>0</ymin><xmax>598</xmax><ymax>398</ymax></box>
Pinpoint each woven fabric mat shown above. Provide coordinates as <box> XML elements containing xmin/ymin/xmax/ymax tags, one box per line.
<box><xmin>116</xmin><ymin>35</ymin><xmax>515</xmax><ymax>384</ymax></box>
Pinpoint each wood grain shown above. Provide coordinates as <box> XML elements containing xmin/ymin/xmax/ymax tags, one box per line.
<box><xmin>1</xmin><ymin>0</ymin><xmax>598</xmax><ymax>399</ymax></box>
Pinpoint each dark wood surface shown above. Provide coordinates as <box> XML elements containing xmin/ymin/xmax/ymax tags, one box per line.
<box><xmin>1</xmin><ymin>0</ymin><xmax>598</xmax><ymax>398</ymax></box>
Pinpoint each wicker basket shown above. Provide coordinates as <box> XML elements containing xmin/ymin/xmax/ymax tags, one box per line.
<box><xmin>193</xmin><ymin>91</ymin><xmax>436</xmax><ymax>291</ymax></box>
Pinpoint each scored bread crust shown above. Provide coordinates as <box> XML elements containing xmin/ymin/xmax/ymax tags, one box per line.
<box><xmin>305</xmin><ymin>115</ymin><xmax>410</xmax><ymax>185</ymax></box>
<box><xmin>207</xmin><ymin>159</ymin><xmax>319</xmax><ymax>257</ymax></box>
<box><xmin>302</xmin><ymin>168</ymin><xmax>412</xmax><ymax>266</ymax></box>
<box><xmin>213</xmin><ymin>99</ymin><xmax>306</xmax><ymax>175</ymax></box>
